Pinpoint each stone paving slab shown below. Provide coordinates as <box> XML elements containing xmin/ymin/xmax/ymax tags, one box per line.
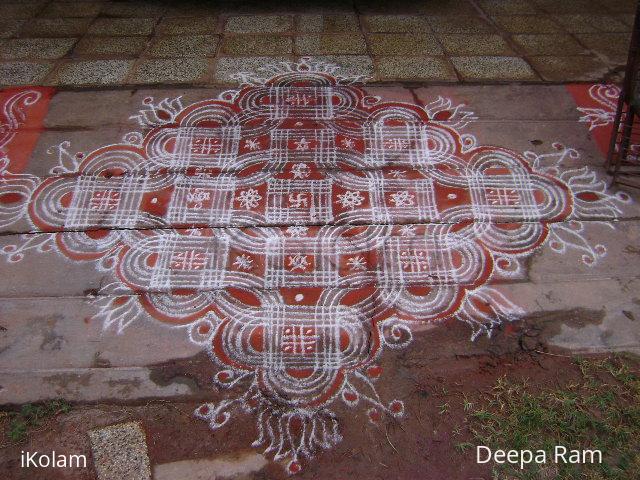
<box><xmin>0</xmin><ymin>367</ymin><xmax>195</xmax><ymax>404</ymax></box>
<box><xmin>50</xmin><ymin>59</ymin><xmax>135</xmax><ymax>86</ymax></box>
<box><xmin>527</xmin><ymin>55</ymin><xmax>611</xmax><ymax>81</ymax></box>
<box><xmin>0</xmin><ymin>60</ymin><xmax>54</xmax><ymax>85</ymax></box>
<box><xmin>153</xmin><ymin>452</ymin><xmax>268</xmax><ymax>480</ymax></box>
<box><xmin>451</xmin><ymin>56</ymin><xmax>538</xmax><ymax>81</ymax></box>
<box><xmin>413</xmin><ymin>84</ymin><xmax>588</xmax><ymax>119</ymax></box>
<box><xmin>89</xmin><ymin>422</ymin><xmax>151</xmax><ymax>480</ymax></box>
<box><xmin>0</xmin><ymin>296</ymin><xmax>201</xmax><ymax>370</ymax></box>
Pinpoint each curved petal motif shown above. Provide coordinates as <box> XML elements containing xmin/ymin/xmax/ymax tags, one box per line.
<box><xmin>0</xmin><ymin>157</ymin><xmax>39</xmax><ymax>229</ymax></box>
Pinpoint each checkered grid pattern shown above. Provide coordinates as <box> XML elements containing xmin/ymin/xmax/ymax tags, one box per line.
<box><xmin>171</xmin><ymin>126</ymin><xmax>241</xmax><ymax>169</ymax></box>
<box><xmin>150</xmin><ymin>235</ymin><xmax>229</xmax><ymax>290</ymax></box>
<box><xmin>364</xmin><ymin>122</ymin><xmax>432</xmax><ymax>167</ymax></box>
<box><xmin>265</xmin><ymin>178</ymin><xmax>333</xmax><ymax>223</ymax></box>
<box><xmin>367</xmin><ymin>177</ymin><xmax>440</xmax><ymax>223</ymax></box>
<box><xmin>269</xmin><ymin>128</ymin><xmax>337</xmax><ymax>166</ymax></box>
<box><xmin>167</xmin><ymin>174</ymin><xmax>237</xmax><ymax>224</ymax></box>
<box><xmin>261</xmin><ymin>304</ymin><xmax>351</xmax><ymax>370</ymax></box>
<box><xmin>469</xmin><ymin>163</ymin><xmax>541</xmax><ymax>222</ymax></box>
<box><xmin>65</xmin><ymin>175</ymin><xmax>147</xmax><ymax>228</ymax></box>
<box><xmin>379</xmin><ymin>234</ymin><xmax>459</xmax><ymax>286</ymax></box>
<box><xmin>263</xmin><ymin>236</ymin><xmax>339</xmax><ymax>287</ymax></box>
<box><xmin>267</xmin><ymin>87</ymin><xmax>335</xmax><ymax>120</ymax></box>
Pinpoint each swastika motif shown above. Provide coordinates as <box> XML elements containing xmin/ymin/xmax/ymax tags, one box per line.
<box><xmin>0</xmin><ymin>61</ymin><xmax>631</xmax><ymax>475</ymax></box>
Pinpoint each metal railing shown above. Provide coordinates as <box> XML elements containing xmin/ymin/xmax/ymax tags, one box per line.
<box><xmin>607</xmin><ymin>1</ymin><xmax>640</xmax><ymax>189</ymax></box>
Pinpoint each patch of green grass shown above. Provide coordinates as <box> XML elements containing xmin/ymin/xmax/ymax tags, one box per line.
<box><xmin>6</xmin><ymin>400</ymin><xmax>72</xmax><ymax>443</ymax></box>
<box><xmin>438</xmin><ymin>402</ymin><xmax>450</xmax><ymax>415</ymax></box>
<box><xmin>462</xmin><ymin>394</ymin><xmax>474</xmax><ymax>412</ymax></box>
<box><xmin>459</xmin><ymin>356</ymin><xmax>640</xmax><ymax>480</ymax></box>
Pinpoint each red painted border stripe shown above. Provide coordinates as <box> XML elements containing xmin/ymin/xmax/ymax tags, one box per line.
<box><xmin>0</xmin><ymin>86</ymin><xmax>55</xmax><ymax>174</ymax></box>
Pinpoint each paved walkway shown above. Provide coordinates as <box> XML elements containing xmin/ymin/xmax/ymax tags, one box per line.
<box><xmin>0</xmin><ymin>0</ymin><xmax>635</xmax><ymax>87</ymax></box>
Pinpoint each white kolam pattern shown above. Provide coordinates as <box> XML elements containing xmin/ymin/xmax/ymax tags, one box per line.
<box><xmin>0</xmin><ymin>60</ymin><xmax>631</xmax><ymax>474</ymax></box>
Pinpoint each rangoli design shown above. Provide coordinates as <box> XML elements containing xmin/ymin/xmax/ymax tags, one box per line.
<box><xmin>0</xmin><ymin>87</ymin><xmax>53</xmax><ymax>174</ymax></box>
<box><xmin>0</xmin><ymin>60</ymin><xmax>630</xmax><ymax>474</ymax></box>
<box><xmin>567</xmin><ymin>83</ymin><xmax>634</xmax><ymax>159</ymax></box>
